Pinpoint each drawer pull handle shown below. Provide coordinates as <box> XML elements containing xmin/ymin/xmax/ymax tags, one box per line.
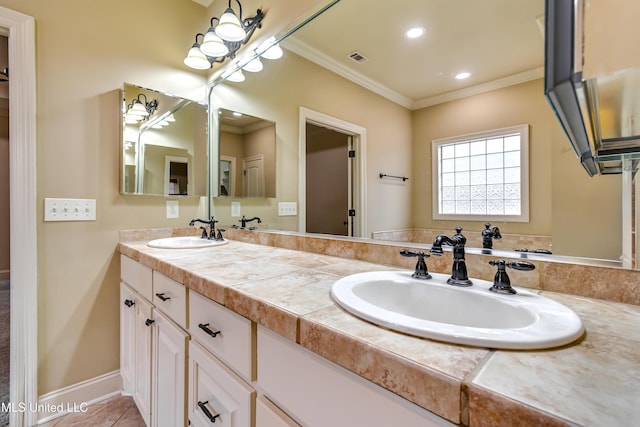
<box><xmin>155</xmin><ymin>292</ymin><xmax>171</xmax><ymax>302</ymax></box>
<box><xmin>197</xmin><ymin>401</ymin><xmax>220</xmax><ymax>423</ymax></box>
<box><xmin>124</xmin><ymin>299</ymin><xmax>135</xmax><ymax>308</ymax></box>
<box><xmin>145</xmin><ymin>319</ymin><xmax>154</xmax><ymax>327</ymax></box>
<box><xmin>198</xmin><ymin>323</ymin><xmax>221</xmax><ymax>338</ymax></box>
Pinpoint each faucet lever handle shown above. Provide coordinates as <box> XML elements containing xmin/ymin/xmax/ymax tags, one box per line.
<box><xmin>400</xmin><ymin>249</ymin><xmax>432</xmax><ymax>280</ymax></box>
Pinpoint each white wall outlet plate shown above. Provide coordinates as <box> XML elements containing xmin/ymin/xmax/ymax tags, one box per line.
<box><xmin>44</xmin><ymin>198</ymin><xmax>97</xmax><ymax>221</ymax></box>
<box><xmin>231</xmin><ymin>201</ymin><xmax>241</xmax><ymax>217</ymax></box>
<box><xmin>278</xmin><ymin>202</ymin><xmax>297</xmax><ymax>216</ymax></box>
<box><xmin>166</xmin><ymin>200</ymin><xmax>179</xmax><ymax>218</ymax></box>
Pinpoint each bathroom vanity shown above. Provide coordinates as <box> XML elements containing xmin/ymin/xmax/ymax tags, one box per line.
<box><xmin>118</xmin><ymin>228</ymin><xmax>640</xmax><ymax>426</ymax></box>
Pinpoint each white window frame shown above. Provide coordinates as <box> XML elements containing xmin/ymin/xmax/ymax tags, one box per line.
<box><xmin>431</xmin><ymin>124</ymin><xmax>530</xmax><ymax>222</ymax></box>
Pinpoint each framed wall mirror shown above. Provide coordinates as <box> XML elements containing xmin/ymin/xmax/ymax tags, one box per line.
<box><xmin>208</xmin><ymin>0</ymin><xmax>632</xmax><ymax>268</ymax></box>
<box><xmin>121</xmin><ymin>82</ymin><xmax>208</xmax><ymax>197</ymax></box>
<box><xmin>214</xmin><ymin>108</ymin><xmax>276</xmax><ymax>198</ymax></box>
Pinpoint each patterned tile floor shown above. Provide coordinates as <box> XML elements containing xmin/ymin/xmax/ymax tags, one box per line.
<box><xmin>38</xmin><ymin>395</ymin><xmax>145</xmax><ymax>427</ymax></box>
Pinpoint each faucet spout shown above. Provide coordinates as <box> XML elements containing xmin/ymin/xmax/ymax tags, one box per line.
<box><xmin>188</xmin><ymin>217</ymin><xmax>217</xmax><ymax>239</ymax></box>
<box><xmin>482</xmin><ymin>222</ymin><xmax>502</xmax><ymax>249</ymax></box>
<box><xmin>430</xmin><ymin>226</ymin><xmax>472</xmax><ymax>287</ymax></box>
<box><xmin>239</xmin><ymin>216</ymin><xmax>262</xmax><ymax>229</ymax></box>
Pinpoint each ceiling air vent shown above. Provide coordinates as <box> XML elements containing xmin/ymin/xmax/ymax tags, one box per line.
<box><xmin>348</xmin><ymin>51</ymin><xmax>369</xmax><ymax>64</ymax></box>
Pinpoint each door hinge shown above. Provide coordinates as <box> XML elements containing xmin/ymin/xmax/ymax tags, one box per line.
<box><xmin>348</xmin><ymin>209</ymin><xmax>356</xmax><ymax>217</ymax></box>
<box><xmin>348</xmin><ymin>150</ymin><xmax>356</xmax><ymax>158</ymax></box>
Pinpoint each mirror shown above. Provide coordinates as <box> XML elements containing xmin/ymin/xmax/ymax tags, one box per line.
<box><xmin>121</xmin><ymin>82</ymin><xmax>208</xmax><ymax>197</ymax></box>
<box><xmin>209</xmin><ymin>0</ymin><xmax>628</xmax><ymax>266</ymax></box>
<box><xmin>216</xmin><ymin>108</ymin><xmax>276</xmax><ymax>198</ymax></box>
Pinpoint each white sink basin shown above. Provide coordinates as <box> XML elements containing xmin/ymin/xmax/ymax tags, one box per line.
<box><xmin>331</xmin><ymin>271</ymin><xmax>584</xmax><ymax>349</ymax></box>
<box><xmin>147</xmin><ymin>236</ymin><xmax>228</xmax><ymax>249</ymax></box>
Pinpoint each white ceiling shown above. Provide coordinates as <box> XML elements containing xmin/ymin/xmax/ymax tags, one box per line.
<box><xmin>282</xmin><ymin>0</ymin><xmax>545</xmax><ymax>109</ymax></box>
<box><xmin>193</xmin><ymin>0</ymin><xmax>546</xmax><ymax>110</ymax></box>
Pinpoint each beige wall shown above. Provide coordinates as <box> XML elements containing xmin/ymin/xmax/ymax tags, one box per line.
<box><xmin>0</xmin><ymin>0</ymin><xmax>324</xmax><ymax>397</ymax></box>
<box><xmin>210</xmin><ymin>50</ymin><xmax>413</xmax><ymax>235</ymax></box>
<box><xmin>0</xmin><ymin>108</ymin><xmax>7</xmax><ymax>278</ymax></box>
<box><xmin>411</xmin><ymin>78</ymin><xmax>621</xmax><ymax>259</ymax></box>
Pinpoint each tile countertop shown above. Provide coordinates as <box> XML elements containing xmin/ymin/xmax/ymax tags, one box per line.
<box><xmin>118</xmin><ymin>237</ymin><xmax>640</xmax><ymax>427</ymax></box>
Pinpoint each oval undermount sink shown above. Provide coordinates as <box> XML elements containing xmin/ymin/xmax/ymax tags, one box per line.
<box><xmin>147</xmin><ymin>236</ymin><xmax>228</xmax><ymax>249</ymax></box>
<box><xmin>331</xmin><ymin>271</ymin><xmax>584</xmax><ymax>350</ymax></box>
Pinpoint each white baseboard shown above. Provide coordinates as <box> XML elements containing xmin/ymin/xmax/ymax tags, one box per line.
<box><xmin>36</xmin><ymin>370</ymin><xmax>122</xmax><ymax>424</ymax></box>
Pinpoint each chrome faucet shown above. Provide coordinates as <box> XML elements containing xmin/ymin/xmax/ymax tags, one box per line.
<box><xmin>188</xmin><ymin>217</ymin><xmax>220</xmax><ymax>240</ymax></box>
<box><xmin>430</xmin><ymin>226</ymin><xmax>472</xmax><ymax>286</ymax></box>
<box><xmin>237</xmin><ymin>216</ymin><xmax>262</xmax><ymax>229</ymax></box>
<box><xmin>481</xmin><ymin>222</ymin><xmax>502</xmax><ymax>249</ymax></box>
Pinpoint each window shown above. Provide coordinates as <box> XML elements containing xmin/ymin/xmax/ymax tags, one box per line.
<box><xmin>432</xmin><ymin>124</ymin><xmax>529</xmax><ymax>222</ymax></box>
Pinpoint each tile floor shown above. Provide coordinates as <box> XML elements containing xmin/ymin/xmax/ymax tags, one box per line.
<box><xmin>38</xmin><ymin>395</ymin><xmax>145</xmax><ymax>427</ymax></box>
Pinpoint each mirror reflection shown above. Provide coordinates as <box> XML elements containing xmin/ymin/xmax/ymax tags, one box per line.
<box><xmin>209</xmin><ymin>0</ymin><xmax>626</xmax><ymax>265</ymax></box>
<box><xmin>217</xmin><ymin>108</ymin><xmax>276</xmax><ymax>198</ymax></box>
<box><xmin>121</xmin><ymin>82</ymin><xmax>208</xmax><ymax>197</ymax></box>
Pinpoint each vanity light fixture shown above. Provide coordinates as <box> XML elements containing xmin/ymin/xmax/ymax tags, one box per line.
<box><xmin>226</xmin><ymin>69</ymin><xmax>245</xmax><ymax>82</ymax></box>
<box><xmin>124</xmin><ymin>94</ymin><xmax>158</xmax><ymax>122</ymax></box>
<box><xmin>258</xmin><ymin>37</ymin><xmax>283</xmax><ymax>60</ymax></box>
<box><xmin>243</xmin><ymin>56</ymin><xmax>263</xmax><ymax>72</ymax></box>
<box><xmin>184</xmin><ymin>0</ymin><xmax>264</xmax><ymax>70</ymax></box>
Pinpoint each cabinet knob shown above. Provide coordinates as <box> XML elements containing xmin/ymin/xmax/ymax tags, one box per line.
<box><xmin>145</xmin><ymin>319</ymin><xmax>154</xmax><ymax>327</ymax></box>
<box><xmin>155</xmin><ymin>292</ymin><xmax>171</xmax><ymax>302</ymax></box>
<box><xmin>124</xmin><ymin>299</ymin><xmax>135</xmax><ymax>308</ymax></box>
<box><xmin>198</xmin><ymin>323</ymin><xmax>221</xmax><ymax>338</ymax></box>
<box><xmin>197</xmin><ymin>401</ymin><xmax>220</xmax><ymax>423</ymax></box>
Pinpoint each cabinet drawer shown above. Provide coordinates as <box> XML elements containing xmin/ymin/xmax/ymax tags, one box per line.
<box><xmin>121</xmin><ymin>255</ymin><xmax>152</xmax><ymax>300</ymax></box>
<box><xmin>153</xmin><ymin>271</ymin><xmax>187</xmax><ymax>330</ymax></box>
<box><xmin>189</xmin><ymin>290</ymin><xmax>254</xmax><ymax>381</ymax></box>
<box><xmin>188</xmin><ymin>341</ymin><xmax>255</xmax><ymax>427</ymax></box>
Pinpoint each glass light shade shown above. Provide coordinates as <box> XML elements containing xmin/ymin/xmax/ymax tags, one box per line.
<box><xmin>243</xmin><ymin>57</ymin><xmax>263</xmax><ymax>72</ymax></box>
<box><xmin>227</xmin><ymin>69</ymin><xmax>245</xmax><ymax>82</ymax></box>
<box><xmin>200</xmin><ymin>30</ymin><xmax>229</xmax><ymax>57</ymax></box>
<box><xmin>184</xmin><ymin>46</ymin><xmax>211</xmax><ymax>70</ymax></box>
<box><xmin>124</xmin><ymin>115</ymin><xmax>139</xmax><ymax>124</ymax></box>
<box><xmin>127</xmin><ymin>101</ymin><xmax>149</xmax><ymax>117</ymax></box>
<box><xmin>215</xmin><ymin>9</ymin><xmax>245</xmax><ymax>42</ymax></box>
<box><xmin>261</xmin><ymin>43</ymin><xmax>283</xmax><ymax>60</ymax></box>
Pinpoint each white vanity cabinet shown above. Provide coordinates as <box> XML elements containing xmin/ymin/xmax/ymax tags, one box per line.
<box><xmin>120</xmin><ymin>255</ymin><xmax>188</xmax><ymax>427</ymax></box>
<box><xmin>188</xmin><ymin>290</ymin><xmax>256</xmax><ymax>426</ymax></box>
<box><xmin>257</xmin><ymin>326</ymin><xmax>454</xmax><ymax>427</ymax></box>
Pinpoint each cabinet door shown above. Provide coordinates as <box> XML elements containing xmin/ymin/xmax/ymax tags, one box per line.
<box><xmin>134</xmin><ymin>296</ymin><xmax>154</xmax><ymax>427</ymax></box>
<box><xmin>120</xmin><ymin>283</ymin><xmax>136</xmax><ymax>396</ymax></box>
<box><xmin>256</xmin><ymin>395</ymin><xmax>301</xmax><ymax>427</ymax></box>
<box><xmin>188</xmin><ymin>341</ymin><xmax>255</xmax><ymax>427</ymax></box>
<box><xmin>152</xmin><ymin>310</ymin><xmax>189</xmax><ymax>427</ymax></box>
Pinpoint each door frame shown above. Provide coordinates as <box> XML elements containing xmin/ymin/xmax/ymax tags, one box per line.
<box><xmin>1</xmin><ymin>5</ymin><xmax>38</xmax><ymax>427</ymax></box>
<box><xmin>298</xmin><ymin>107</ymin><xmax>367</xmax><ymax>237</ymax></box>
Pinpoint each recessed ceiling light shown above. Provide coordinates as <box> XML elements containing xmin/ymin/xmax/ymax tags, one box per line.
<box><xmin>405</xmin><ymin>27</ymin><xmax>425</xmax><ymax>39</ymax></box>
<box><xmin>455</xmin><ymin>72</ymin><xmax>471</xmax><ymax>80</ymax></box>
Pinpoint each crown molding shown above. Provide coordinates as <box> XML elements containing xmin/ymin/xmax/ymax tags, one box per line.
<box><xmin>192</xmin><ymin>0</ymin><xmax>214</xmax><ymax>7</ymax></box>
<box><xmin>283</xmin><ymin>37</ymin><xmax>543</xmax><ymax>111</ymax></box>
<box><xmin>283</xmin><ymin>37</ymin><xmax>414</xmax><ymax>109</ymax></box>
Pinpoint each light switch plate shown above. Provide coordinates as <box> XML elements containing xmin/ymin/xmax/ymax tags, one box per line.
<box><xmin>166</xmin><ymin>200</ymin><xmax>179</xmax><ymax>218</ymax></box>
<box><xmin>44</xmin><ymin>198</ymin><xmax>96</xmax><ymax>221</ymax></box>
<box><xmin>278</xmin><ymin>202</ymin><xmax>297</xmax><ymax>216</ymax></box>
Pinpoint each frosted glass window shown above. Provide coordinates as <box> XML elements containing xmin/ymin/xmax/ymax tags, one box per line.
<box><xmin>432</xmin><ymin>124</ymin><xmax>529</xmax><ymax>222</ymax></box>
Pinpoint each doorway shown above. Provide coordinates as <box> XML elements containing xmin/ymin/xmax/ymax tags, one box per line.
<box><xmin>305</xmin><ymin>123</ymin><xmax>351</xmax><ymax>236</ymax></box>
<box><xmin>298</xmin><ymin>107</ymin><xmax>367</xmax><ymax>237</ymax></box>
<box><xmin>1</xmin><ymin>6</ymin><xmax>38</xmax><ymax>427</ymax></box>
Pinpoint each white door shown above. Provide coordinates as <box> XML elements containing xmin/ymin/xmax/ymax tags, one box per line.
<box><xmin>134</xmin><ymin>297</ymin><xmax>154</xmax><ymax>426</ymax></box>
<box><xmin>243</xmin><ymin>154</ymin><xmax>265</xmax><ymax>197</ymax></box>
<box><xmin>120</xmin><ymin>283</ymin><xmax>137</xmax><ymax>396</ymax></box>
<box><xmin>152</xmin><ymin>310</ymin><xmax>189</xmax><ymax>427</ymax></box>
